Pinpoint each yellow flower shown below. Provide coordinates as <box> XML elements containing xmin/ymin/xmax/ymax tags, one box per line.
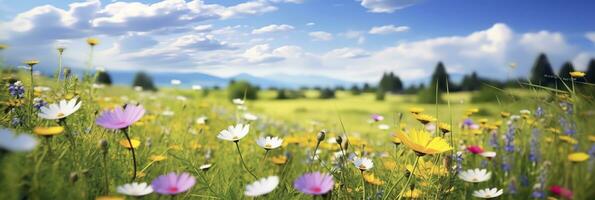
<box><xmin>569</xmin><ymin>71</ymin><xmax>585</xmax><ymax>78</ymax></box>
<box><xmin>406</xmin><ymin>158</ymin><xmax>447</xmax><ymax>179</ymax></box>
<box><xmin>568</xmin><ymin>152</ymin><xmax>589</xmax><ymax>162</ymax></box>
<box><xmin>87</xmin><ymin>38</ymin><xmax>100</xmax><ymax>46</ymax></box>
<box><xmin>409</xmin><ymin>107</ymin><xmax>424</xmax><ymax>115</ymax></box>
<box><xmin>414</xmin><ymin>114</ymin><xmax>436</xmax><ymax>125</ymax></box>
<box><xmin>438</xmin><ymin>122</ymin><xmax>451</xmax><ymax>133</ymax></box>
<box><xmin>559</xmin><ymin>135</ymin><xmax>577</xmax><ymax>144</ymax></box>
<box><xmin>500</xmin><ymin>112</ymin><xmax>510</xmax><ymax>118</ymax></box>
<box><xmin>467</xmin><ymin>108</ymin><xmax>479</xmax><ymax>114</ymax></box>
<box><xmin>119</xmin><ymin>139</ymin><xmax>141</xmax><ymax>149</ymax></box>
<box><xmin>33</xmin><ymin>126</ymin><xmax>64</xmax><ymax>136</ymax></box>
<box><xmin>383</xmin><ymin>160</ymin><xmax>397</xmax><ymax>170</ymax></box>
<box><xmin>478</xmin><ymin>118</ymin><xmax>488</xmax><ymax>124</ymax></box>
<box><xmin>588</xmin><ymin>135</ymin><xmax>595</xmax><ymax>143</ymax></box>
<box><xmin>544</xmin><ymin>137</ymin><xmax>553</xmax><ymax>143</ymax></box>
<box><xmin>402</xmin><ymin>189</ymin><xmax>422</xmax><ymax>198</ymax></box>
<box><xmin>149</xmin><ymin>155</ymin><xmax>167</xmax><ymax>162</ymax></box>
<box><xmin>470</xmin><ymin>129</ymin><xmax>483</xmax><ymax>135</ymax></box>
<box><xmin>391</xmin><ymin>135</ymin><xmax>402</xmax><ymax>145</ymax></box>
<box><xmin>271</xmin><ymin>155</ymin><xmax>288</xmax><ymax>165</ymax></box>
<box><xmin>396</xmin><ymin>129</ymin><xmax>452</xmax><ymax>156</ymax></box>
<box><xmin>96</xmin><ymin>196</ymin><xmax>124</xmax><ymax>200</ymax></box>
<box><xmin>363</xmin><ymin>173</ymin><xmax>384</xmax><ymax>185</ymax></box>
<box><xmin>24</xmin><ymin>59</ymin><xmax>39</xmax><ymax>66</ymax></box>
<box><xmin>169</xmin><ymin>144</ymin><xmax>182</xmax><ymax>151</ymax></box>
<box><xmin>546</xmin><ymin>128</ymin><xmax>561</xmax><ymax>134</ymax></box>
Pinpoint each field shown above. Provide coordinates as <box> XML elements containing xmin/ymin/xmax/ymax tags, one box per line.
<box><xmin>1</xmin><ymin>69</ymin><xmax>594</xmax><ymax>200</ymax></box>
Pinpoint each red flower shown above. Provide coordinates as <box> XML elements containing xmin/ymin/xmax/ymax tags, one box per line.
<box><xmin>466</xmin><ymin>145</ymin><xmax>484</xmax><ymax>154</ymax></box>
<box><xmin>549</xmin><ymin>185</ymin><xmax>573</xmax><ymax>199</ymax></box>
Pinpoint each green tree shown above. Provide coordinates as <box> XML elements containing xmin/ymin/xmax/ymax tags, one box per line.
<box><xmin>350</xmin><ymin>84</ymin><xmax>362</xmax><ymax>95</ymax></box>
<box><xmin>557</xmin><ymin>61</ymin><xmax>575</xmax><ymax>86</ymax></box>
<box><xmin>586</xmin><ymin>59</ymin><xmax>595</xmax><ymax>83</ymax></box>
<box><xmin>227</xmin><ymin>80</ymin><xmax>258</xmax><ymax>100</ymax></box>
<box><xmin>132</xmin><ymin>71</ymin><xmax>157</xmax><ymax>91</ymax></box>
<box><xmin>430</xmin><ymin>62</ymin><xmax>452</xmax><ymax>92</ymax></box>
<box><xmin>460</xmin><ymin>71</ymin><xmax>481</xmax><ymax>91</ymax></box>
<box><xmin>530</xmin><ymin>53</ymin><xmax>555</xmax><ymax>86</ymax></box>
<box><xmin>318</xmin><ymin>88</ymin><xmax>335</xmax><ymax>99</ymax></box>
<box><xmin>96</xmin><ymin>71</ymin><xmax>113</xmax><ymax>85</ymax></box>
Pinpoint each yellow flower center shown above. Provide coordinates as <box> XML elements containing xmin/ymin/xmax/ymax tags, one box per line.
<box><xmin>56</xmin><ymin>112</ymin><xmax>65</xmax><ymax>118</ymax></box>
<box><xmin>265</xmin><ymin>144</ymin><xmax>272</xmax><ymax>148</ymax></box>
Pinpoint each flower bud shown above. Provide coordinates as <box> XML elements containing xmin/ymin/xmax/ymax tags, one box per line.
<box><xmin>317</xmin><ymin>130</ymin><xmax>326</xmax><ymax>142</ymax></box>
<box><xmin>98</xmin><ymin>139</ymin><xmax>108</xmax><ymax>153</ymax></box>
<box><xmin>335</xmin><ymin>136</ymin><xmax>343</xmax><ymax>144</ymax></box>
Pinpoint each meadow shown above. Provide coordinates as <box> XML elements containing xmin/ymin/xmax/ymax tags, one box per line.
<box><xmin>1</xmin><ymin>44</ymin><xmax>594</xmax><ymax>200</ymax></box>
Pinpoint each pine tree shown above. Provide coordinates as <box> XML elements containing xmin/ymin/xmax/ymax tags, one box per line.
<box><xmin>461</xmin><ymin>71</ymin><xmax>481</xmax><ymax>91</ymax></box>
<box><xmin>557</xmin><ymin>61</ymin><xmax>575</xmax><ymax>86</ymax></box>
<box><xmin>96</xmin><ymin>71</ymin><xmax>113</xmax><ymax>85</ymax></box>
<box><xmin>530</xmin><ymin>53</ymin><xmax>555</xmax><ymax>86</ymax></box>
<box><xmin>132</xmin><ymin>71</ymin><xmax>157</xmax><ymax>91</ymax></box>
<box><xmin>430</xmin><ymin>61</ymin><xmax>452</xmax><ymax>91</ymax></box>
<box><xmin>392</xmin><ymin>74</ymin><xmax>403</xmax><ymax>92</ymax></box>
<box><xmin>586</xmin><ymin>59</ymin><xmax>595</xmax><ymax>83</ymax></box>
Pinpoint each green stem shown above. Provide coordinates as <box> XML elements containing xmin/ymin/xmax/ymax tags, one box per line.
<box><xmin>235</xmin><ymin>141</ymin><xmax>257</xmax><ymax>179</ymax></box>
<box><xmin>123</xmin><ymin>127</ymin><xmax>137</xmax><ymax>181</ymax></box>
<box><xmin>361</xmin><ymin>171</ymin><xmax>366</xmax><ymax>200</ymax></box>
<box><xmin>396</xmin><ymin>156</ymin><xmax>420</xmax><ymax>200</ymax></box>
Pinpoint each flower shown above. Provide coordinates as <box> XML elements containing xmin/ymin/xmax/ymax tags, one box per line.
<box><xmin>33</xmin><ymin>126</ymin><xmax>64</xmax><ymax>136</ymax></box>
<box><xmin>406</xmin><ymin>158</ymin><xmax>447</xmax><ymax>178</ymax></box>
<box><xmin>149</xmin><ymin>155</ymin><xmax>167</xmax><ymax>162</ymax></box>
<box><xmin>87</xmin><ymin>38</ymin><xmax>99</xmax><ymax>46</ymax></box>
<box><xmin>466</xmin><ymin>145</ymin><xmax>484</xmax><ymax>154</ymax></box>
<box><xmin>378</xmin><ymin>124</ymin><xmax>390</xmax><ymax>130</ymax></box>
<box><xmin>500</xmin><ymin>112</ymin><xmax>511</xmax><ymax>118</ymax></box>
<box><xmin>409</xmin><ymin>107</ymin><xmax>424</xmax><ymax>115</ymax></box>
<box><xmin>38</xmin><ymin>98</ymin><xmax>82</xmax><ymax>120</ymax></box>
<box><xmin>116</xmin><ymin>182</ymin><xmax>153</xmax><ymax>196</ymax></box>
<box><xmin>569</xmin><ymin>71</ymin><xmax>585</xmax><ymax>78</ymax></box>
<box><xmin>8</xmin><ymin>81</ymin><xmax>25</xmax><ymax>99</ymax></box>
<box><xmin>24</xmin><ymin>59</ymin><xmax>39</xmax><ymax>66</ymax></box>
<box><xmin>293</xmin><ymin>172</ymin><xmax>334</xmax><ymax>195</ymax></box>
<box><xmin>567</xmin><ymin>152</ymin><xmax>589</xmax><ymax>162</ymax></box>
<box><xmin>199</xmin><ymin>164</ymin><xmax>212</xmax><ymax>171</ymax></box>
<box><xmin>402</xmin><ymin>189</ymin><xmax>422</xmax><ymax>198</ymax></box>
<box><xmin>549</xmin><ymin>185</ymin><xmax>573</xmax><ymax>199</ymax></box>
<box><xmin>363</xmin><ymin>173</ymin><xmax>384</xmax><ymax>185</ymax></box>
<box><xmin>458</xmin><ymin>168</ymin><xmax>491</xmax><ymax>183</ymax></box>
<box><xmin>472</xmin><ymin>188</ymin><xmax>503</xmax><ymax>198</ymax></box>
<box><xmin>95</xmin><ymin>196</ymin><xmax>124</xmax><ymax>200</ymax></box>
<box><xmin>243</xmin><ymin>113</ymin><xmax>258</xmax><ymax>121</ymax></box>
<box><xmin>244</xmin><ymin>176</ymin><xmax>279</xmax><ymax>197</ymax></box>
<box><xmin>396</xmin><ymin>129</ymin><xmax>452</xmax><ymax>156</ymax></box>
<box><xmin>371</xmin><ymin>114</ymin><xmax>384</xmax><ymax>122</ymax></box>
<box><xmin>257</xmin><ymin>136</ymin><xmax>283</xmax><ymax>150</ymax></box>
<box><xmin>0</xmin><ymin>129</ymin><xmax>38</xmax><ymax>152</ymax></box>
<box><xmin>96</xmin><ymin>104</ymin><xmax>145</xmax><ymax>129</ymax></box>
<box><xmin>232</xmin><ymin>98</ymin><xmax>245</xmax><ymax>105</ymax></box>
<box><xmin>119</xmin><ymin>139</ymin><xmax>141</xmax><ymax>149</ymax></box>
<box><xmin>353</xmin><ymin>157</ymin><xmax>374</xmax><ymax>171</ymax></box>
<box><xmin>217</xmin><ymin>124</ymin><xmax>249</xmax><ymax>142</ymax></box>
<box><xmin>438</xmin><ymin>122</ymin><xmax>451</xmax><ymax>133</ymax></box>
<box><xmin>415</xmin><ymin>114</ymin><xmax>436</xmax><ymax>124</ymax></box>
<box><xmin>271</xmin><ymin>155</ymin><xmax>288</xmax><ymax>165</ymax></box>
<box><xmin>480</xmin><ymin>151</ymin><xmax>497</xmax><ymax>159</ymax></box>
<box><xmin>151</xmin><ymin>172</ymin><xmax>196</xmax><ymax>195</ymax></box>
<box><xmin>559</xmin><ymin>135</ymin><xmax>578</xmax><ymax>144</ymax></box>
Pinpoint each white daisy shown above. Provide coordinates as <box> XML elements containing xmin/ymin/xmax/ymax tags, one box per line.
<box><xmin>243</xmin><ymin>113</ymin><xmax>258</xmax><ymax>121</ymax></box>
<box><xmin>38</xmin><ymin>98</ymin><xmax>82</xmax><ymax>120</ymax></box>
<box><xmin>353</xmin><ymin>157</ymin><xmax>374</xmax><ymax>171</ymax></box>
<box><xmin>458</xmin><ymin>168</ymin><xmax>491</xmax><ymax>183</ymax></box>
<box><xmin>519</xmin><ymin>109</ymin><xmax>531</xmax><ymax>115</ymax></box>
<box><xmin>161</xmin><ymin>110</ymin><xmax>175</xmax><ymax>116</ymax></box>
<box><xmin>472</xmin><ymin>188</ymin><xmax>503</xmax><ymax>199</ymax></box>
<box><xmin>377</xmin><ymin>124</ymin><xmax>390</xmax><ymax>130</ymax></box>
<box><xmin>232</xmin><ymin>98</ymin><xmax>245</xmax><ymax>105</ymax></box>
<box><xmin>199</xmin><ymin>163</ymin><xmax>213</xmax><ymax>171</ymax></box>
<box><xmin>256</xmin><ymin>136</ymin><xmax>283</xmax><ymax>150</ymax></box>
<box><xmin>116</xmin><ymin>182</ymin><xmax>153</xmax><ymax>196</ymax></box>
<box><xmin>480</xmin><ymin>151</ymin><xmax>497</xmax><ymax>159</ymax></box>
<box><xmin>244</xmin><ymin>176</ymin><xmax>279</xmax><ymax>197</ymax></box>
<box><xmin>217</xmin><ymin>124</ymin><xmax>250</xmax><ymax>142</ymax></box>
<box><xmin>196</xmin><ymin>116</ymin><xmax>208</xmax><ymax>125</ymax></box>
<box><xmin>0</xmin><ymin>129</ymin><xmax>38</xmax><ymax>152</ymax></box>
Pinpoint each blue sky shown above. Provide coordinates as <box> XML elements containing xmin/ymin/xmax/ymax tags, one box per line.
<box><xmin>0</xmin><ymin>0</ymin><xmax>593</xmax><ymax>83</ymax></box>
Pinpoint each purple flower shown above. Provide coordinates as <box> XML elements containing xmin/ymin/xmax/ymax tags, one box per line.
<box><xmin>151</xmin><ymin>172</ymin><xmax>196</xmax><ymax>195</ymax></box>
<box><xmin>504</xmin><ymin>123</ymin><xmax>515</xmax><ymax>153</ymax></box>
<box><xmin>529</xmin><ymin>128</ymin><xmax>540</xmax><ymax>164</ymax></box>
<box><xmin>293</xmin><ymin>172</ymin><xmax>334</xmax><ymax>195</ymax></box>
<box><xmin>371</xmin><ymin>114</ymin><xmax>384</xmax><ymax>122</ymax></box>
<box><xmin>96</xmin><ymin>104</ymin><xmax>145</xmax><ymax>129</ymax></box>
<box><xmin>8</xmin><ymin>81</ymin><xmax>25</xmax><ymax>99</ymax></box>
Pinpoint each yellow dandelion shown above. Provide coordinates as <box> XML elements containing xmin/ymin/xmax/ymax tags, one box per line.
<box><xmin>149</xmin><ymin>155</ymin><xmax>167</xmax><ymax>162</ymax></box>
<box><xmin>467</xmin><ymin>108</ymin><xmax>479</xmax><ymax>113</ymax></box>
<box><xmin>271</xmin><ymin>155</ymin><xmax>288</xmax><ymax>165</ymax></box>
<box><xmin>402</xmin><ymin>189</ymin><xmax>422</xmax><ymax>198</ymax></box>
<box><xmin>396</xmin><ymin>129</ymin><xmax>452</xmax><ymax>156</ymax></box>
<box><xmin>119</xmin><ymin>139</ymin><xmax>141</xmax><ymax>149</ymax></box>
<box><xmin>568</xmin><ymin>152</ymin><xmax>589</xmax><ymax>162</ymax></box>
<box><xmin>406</xmin><ymin>158</ymin><xmax>447</xmax><ymax>179</ymax></box>
<box><xmin>569</xmin><ymin>71</ymin><xmax>585</xmax><ymax>78</ymax></box>
<box><xmin>438</xmin><ymin>122</ymin><xmax>451</xmax><ymax>133</ymax></box>
<box><xmin>546</xmin><ymin>128</ymin><xmax>561</xmax><ymax>134</ymax></box>
<box><xmin>391</xmin><ymin>135</ymin><xmax>402</xmax><ymax>145</ymax></box>
<box><xmin>478</xmin><ymin>118</ymin><xmax>488</xmax><ymax>124</ymax></box>
<box><xmin>363</xmin><ymin>173</ymin><xmax>384</xmax><ymax>185</ymax></box>
<box><xmin>33</xmin><ymin>126</ymin><xmax>64</xmax><ymax>136</ymax></box>
<box><xmin>87</xmin><ymin>38</ymin><xmax>100</xmax><ymax>46</ymax></box>
<box><xmin>559</xmin><ymin>135</ymin><xmax>577</xmax><ymax>144</ymax></box>
<box><xmin>24</xmin><ymin>59</ymin><xmax>39</xmax><ymax>66</ymax></box>
<box><xmin>409</xmin><ymin>107</ymin><xmax>424</xmax><ymax>115</ymax></box>
<box><xmin>414</xmin><ymin>114</ymin><xmax>436</xmax><ymax>125</ymax></box>
<box><xmin>500</xmin><ymin>112</ymin><xmax>510</xmax><ymax>118</ymax></box>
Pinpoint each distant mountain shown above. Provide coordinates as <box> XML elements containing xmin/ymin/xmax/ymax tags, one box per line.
<box><xmin>110</xmin><ymin>71</ymin><xmax>228</xmax><ymax>87</ymax></box>
<box><xmin>263</xmin><ymin>73</ymin><xmax>355</xmax><ymax>88</ymax></box>
<box><xmin>229</xmin><ymin>73</ymin><xmax>291</xmax><ymax>88</ymax></box>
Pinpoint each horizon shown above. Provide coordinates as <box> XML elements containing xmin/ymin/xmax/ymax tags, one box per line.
<box><xmin>0</xmin><ymin>0</ymin><xmax>593</xmax><ymax>84</ymax></box>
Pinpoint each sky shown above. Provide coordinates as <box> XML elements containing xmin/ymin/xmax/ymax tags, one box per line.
<box><xmin>0</xmin><ymin>0</ymin><xmax>593</xmax><ymax>83</ymax></box>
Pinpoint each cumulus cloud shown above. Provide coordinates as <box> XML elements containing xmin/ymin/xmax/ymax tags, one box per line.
<box><xmin>359</xmin><ymin>0</ymin><xmax>420</xmax><ymax>13</ymax></box>
<box><xmin>586</xmin><ymin>32</ymin><xmax>595</xmax><ymax>45</ymax></box>
<box><xmin>252</xmin><ymin>24</ymin><xmax>294</xmax><ymax>34</ymax></box>
<box><xmin>306</xmin><ymin>22</ymin><xmax>315</xmax><ymax>26</ymax></box>
<box><xmin>325</xmin><ymin>48</ymin><xmax>370</xmax><ymax>59</ymax></box>
<box><xmin>309</xmin><ymin>31</ymin><xmax>333</xmax><ymax>41</ymax></box>
<box><xmin>369</xmin><ymin>25</ymin><xmax>410</xmax><ymax>34</ymax></box>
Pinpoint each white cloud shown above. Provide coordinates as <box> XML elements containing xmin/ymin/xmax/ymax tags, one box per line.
<box><xmin>325</xmin><ymin>48</ymin><xmax>370</xmax><ymax>59</ymax></box>
<box><xmin>309</xmin><ymin>31</ymin><xmax>333</xmax><ymax>41</ymax></box>
<box><xmin>359</xmin><ymin>0</ymin><xmax>419</xmax><ymax>13</ymax></box>
<box><xmin>585</xmin><ymin>32</ymin><xmax>595</xmax><ymax>45</ymax></box>
<box><xmin>369</xmin><ymin>25</ymin><xmax>409</xmax><ymax>34</ymax></box>
<box><xmin>306</xmin><ymin>22</ymin><xmax>315</xmax><ymax>26</ymax></box>
<box><xmin>252</xmin><ymin>24</ymin><xmax>294</xmax><ymax>34</ymax></box>
<box><xmin>519</xmin><ymin>31</ymin><xmax>572</xmax><ymax>56</ymax></box>
<box><xmin>341</xmin><ymin>30</ymin><xmax>366</xmax><ymax>44</ymax></box>
<box><xmin>240</xmin><ymin>44</ymin><xmax>285</xmax><ymax>63</ymax></box>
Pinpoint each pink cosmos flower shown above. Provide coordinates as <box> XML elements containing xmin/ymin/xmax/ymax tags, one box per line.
<box><xmin>549</xmin><ymin>185</ymin><xmax>573</xmax><ymax>199</ymax></box>
<box><xmin>151</xmin><ymin>172</ymin><xmax>196</xmax><ymax>195</ymax></box>
<box><xmin>467</xmin><ymin>145</ymin><xmax>484</xmax><ymax>154</ymax></box>
<box><xmin>371</xmin><ymin>114</ymin><xmax>384</xmax><ymax>122</ymax></box>
<box><xmin>293</xmin><ymin>172</ymin><xmax>334</xmax><ymax>195</ymax></box>
<box><xmin>96</xmin><ymin>104</ymin><xmax>145</xmax><ymax>129</ymax></box>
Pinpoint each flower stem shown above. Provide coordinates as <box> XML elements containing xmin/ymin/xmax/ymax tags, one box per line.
<box><xmin>361</xmin><ymin>171</ymin><xmax>366</xmax><ymax>200</ymax></box>
<box><xmin>396</xmin><ymin>156</ymin><xmax>420</xmax><ymax>200</ymax></box>
<box><xmin>123</xmin><ymin>127</ymin><xmax>137</xmax><ymax>181</ymax></box>
<box><xmin>261</xmin><ymin>149</ymin><xmax>270</xmax><ymax>167</ymax></box>
<box><xmin>235</xmin><ymin>141</ymin><xmax>257</xmax><ymax>179</ymax></box>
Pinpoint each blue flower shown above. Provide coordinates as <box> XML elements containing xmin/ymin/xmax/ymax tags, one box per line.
<box><xmin>8</xmin><ymin>81</ymin><xmax>25</xmax><ymax>99</ymax></box>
